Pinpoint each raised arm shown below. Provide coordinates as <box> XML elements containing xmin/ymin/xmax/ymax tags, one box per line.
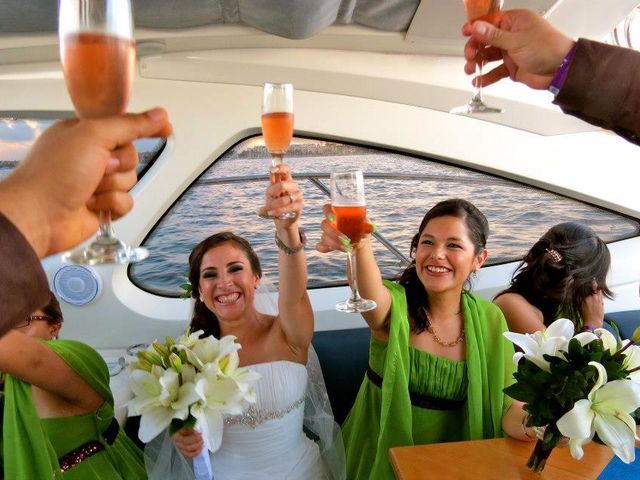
<box><xmin>0</xmin><ymin>330</ymin><xmax>102</xmax><ymax>411</ymax></box>
<box><xmin>262</xmin><ymin>164</ymin><xmax>314</xmax><ymax>351</ymax></box>
<box><xmin>316</xmin><ymin>204</ymin><xmax>391</xmax><ymax>339</ymax></box>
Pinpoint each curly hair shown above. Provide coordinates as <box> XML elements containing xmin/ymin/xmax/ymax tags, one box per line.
<box><xmin>397</xmin><ymin>198</ymin><xmax>488</xmax><ymax>333</ymax></box>
<box><xmin>188</xmin><ymin>232</ymin><xmax>262</xmax><ymax>338</ymax></box>
<box><xmin>497</xmin><ymin>222</ymin><xmax>612</xmax><ymax>328</ymax></box>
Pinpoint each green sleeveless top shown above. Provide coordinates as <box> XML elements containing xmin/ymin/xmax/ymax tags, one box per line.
<box><xmin>2</xmin><ymin>339</ymin><xmax>146</xmax><ymax>479</ymax></box>
<box><xmin>342</xmin><ymin>281</ymin><xmax>516</xmax><ymax>479</ymax></box>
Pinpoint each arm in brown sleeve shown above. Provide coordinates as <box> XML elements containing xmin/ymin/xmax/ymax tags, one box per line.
<box><xmin>0</xmin><ymin>211</ymin><xmax>49</xmax><ymax>337</ymax></box>
<box><xmin>554</xmin><ymin>38</ymin><xmax>640</xmax><ymax>146</ymax></box>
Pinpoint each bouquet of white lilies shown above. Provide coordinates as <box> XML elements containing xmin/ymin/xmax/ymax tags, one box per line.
<box><xmin>127</xmin><ymin>330</ymin><xmax>260</xmax><ymax>455</ymax></box>
<box><xmin>504</xmin><ymin>318</ymin><xmax>640</xmax><ymax>472</ymax></box>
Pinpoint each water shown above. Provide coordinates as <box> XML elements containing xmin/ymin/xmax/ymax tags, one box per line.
<box><xmin>128</xmin><ymin>140</ymin><xmax>640</xmax><ymax>296</ymax></box>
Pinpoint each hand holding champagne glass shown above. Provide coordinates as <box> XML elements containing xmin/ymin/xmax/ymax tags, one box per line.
<box><xmin>59</xmin><ymin>0</ymin><xmax>146</xmax><ymax>264</ymax></box>
<box><xmin>260</xmin><ymin>82</ymin><xmax>296</xmax><ymax>220</ymax></box>
<box><xmin>451</xmin><ymin>0</ymin><xmax>504</xmax><ymax>115</ymax></box>
<box><xmin>331</xmin><ymin>171</ymin><xmax>377</xmax><ymax>313</ymax></box>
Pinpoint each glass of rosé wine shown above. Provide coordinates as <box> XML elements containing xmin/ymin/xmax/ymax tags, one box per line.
<box><xmin>330</xmin><ymin>171</ymin><xmax>377</xmax><ymax>313</ymax></box>
<box><xmin>260</xmin><ymin>82</ymin><xmax>296</xmax><ymax>220</ymax></box>
<box><xmin>450</xmin><ymin>0</ymin><xmax>504</xmax><ymax>115</ymax></box>
<box><xmin>58</xmin><ymin>0</ymin><xmax>147</xmax><ymax>264</ymax></box>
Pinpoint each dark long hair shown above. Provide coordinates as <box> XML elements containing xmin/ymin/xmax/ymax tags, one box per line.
<box><xmin>398</xmin><ymin>199</ymin><xmax>489</xmax><ymax>333</ymax></box>
<box><xmin>497</xmin><ymin>222</ymin><xmax>612</xmax><ymax>327</ymax></box>
<box><xmin>188</xmin><ymin>232</ymin><xmax>262</xmax><ymax>338</ymax></box>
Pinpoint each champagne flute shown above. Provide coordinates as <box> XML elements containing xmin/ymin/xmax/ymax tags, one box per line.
<box><xmin>331</xmin><ymin>171</ymin><xmax>377</xmax><ymax>313</ymax></box>
<box><xmin>451</xmin><ymin>0</ymin><xmax>504</xmax><ymax>115</ymax></box>
<box><xmin>59</xmin><ymin>0</ymin><xmax>147</xmax><ymax>264</ymax></box>
<box><xmin>260</xmin><ymin>82</ymin><xmax>296</xmax><ymax>220</ymax></box>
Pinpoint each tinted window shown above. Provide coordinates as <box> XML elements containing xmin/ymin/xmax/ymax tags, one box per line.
<box><xmin>130</xmin><ymin>137</ymin><xmax>640</xmax><ymax>296</ymax></box>
<box><xmin>0</xmin><ymin>116</ymin><xmax>165</xmax><ymax>181</ymax></box>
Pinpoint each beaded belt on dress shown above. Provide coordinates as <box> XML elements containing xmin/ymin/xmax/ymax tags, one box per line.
<box><xmin>366</xmin><ymin>366</ymin><xmax>466</xmax><ymax>410</ymax></box>
<box><xmin>224</xmin><ymin>395</ymin><xmax>305</xmax><ymax>429</ymax></box>
<box><xmin>57</xmin><ymin>417</ymin><xmax>119</xmax><ymax>472</ymax></box>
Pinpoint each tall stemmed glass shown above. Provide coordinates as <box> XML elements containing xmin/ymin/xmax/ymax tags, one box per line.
<box><xmin>331</xmin><ymin>171</ymin><xmax>377</xmax><ymax>313</ymax></box>
<box><xmin>59</xmin><ymin>0</ymin><xmax>147</xmax><ymax>264</ymax></box>
<box><xmin>451</xmin><ymin>0</ymin><xmax>504</xmax><ymax>115</ymax></box>
<box><xmin>261</xmin><ymin>82</ymin><xmax>296</xmax><ymax>220</ymax></box>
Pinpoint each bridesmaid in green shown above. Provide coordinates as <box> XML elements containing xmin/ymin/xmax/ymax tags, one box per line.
<box><xmin>316</xmin><ymin>198</ymin><xmax>535</xmax><ymax>479</ymax></box>
<box><xmin>0</xmin><ymin>291</ymin><xmax>146</xmax><ymax>479</ymax></box>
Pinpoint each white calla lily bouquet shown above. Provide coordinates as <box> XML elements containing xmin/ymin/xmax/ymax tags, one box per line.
<box><xmin>127</xmin><ymin>330</ymin><xmax>260</xmax><ymax>454</ymax></box>
<box><xmin>504</xmin><ymin>319</ymin><xmax>640</xmax><ymax>472</ymax></box>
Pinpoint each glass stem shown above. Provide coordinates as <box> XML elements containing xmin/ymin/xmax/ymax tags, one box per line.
<box><xmin>471</xmin><ymin>60</ymin><xmax>484</xmax><ymax>105</ymax></box>
<box><xmin>346</xmin><ymin>249</ymin><xmax>363</xmax><ymax>303</ymax></box>
<box><xmin>270</xmin><ymin>153</ymin><xmax>284</xmax><ymax>172</ymax></box>
<box><xmin>97</xmin><ymin>210</ymin><xmax>117</xmax><ymax>243</ymax></box>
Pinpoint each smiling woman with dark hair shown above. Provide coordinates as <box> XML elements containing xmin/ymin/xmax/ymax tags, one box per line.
<box><xmin>316</xmin><ymin>198</ymin><xmax>533</xmax><ymax>480</ymax></box>
<box><xmin>0</xmin><ymin>291</ymin><xmax>147</xmax><ymax>479</ymax></box>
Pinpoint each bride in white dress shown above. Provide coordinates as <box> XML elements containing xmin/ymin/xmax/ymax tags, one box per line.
<box><xmin>144</xmin><ymin>165</ymin><xmax>344</xmax><ymax>480</ymax></box>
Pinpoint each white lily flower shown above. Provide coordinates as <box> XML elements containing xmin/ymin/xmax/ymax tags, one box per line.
<box><xmin>503</xmin><ymin>318</ymin><xmax>574</xmax><ymax>372</ymax></box>
<box><xmin>191</xmin><ymin>369</ymin><xmax>250</xmax><ymax>452</ymax></box>
<box><xmin>621</xmin><ymin>342</ymin><xmax>640</xmax><ymax>384</ymax></box>
<box><xmin>557</xmin><ymin>361</ymin><xmax>640</xmax><ymax>464</ymax></box>
<box><xmin>129</xmin><ymin>365</ymin><xmax>200</xmax><ymax>442</ymax></box>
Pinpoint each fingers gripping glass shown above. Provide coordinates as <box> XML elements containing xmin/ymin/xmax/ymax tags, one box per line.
<box><xmin>450</xmin><ymin>0</ymin><xmax>504</xmax><ymax>115</ymax></box>
<box><xmin>260</xmin><ymin>82</ymin><xmax>296</xmax><ymax>220</ymax></box>
<box><xmin>59</xmin><ymin>0</ymin><xmax>148</xmax><ymax>264</ymax></box>
<box><xmin>330</xmin><ymin>171</ymin><xmax>377</xmax><ymax>313</ymax></box>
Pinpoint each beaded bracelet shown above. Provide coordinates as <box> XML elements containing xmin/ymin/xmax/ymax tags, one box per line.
<box><xmin>582</xmin><ymin>325</ymin><xmax>597</xmax><ymax>333</ymax></box>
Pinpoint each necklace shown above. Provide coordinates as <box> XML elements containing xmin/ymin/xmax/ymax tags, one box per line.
<box><xmin>425</xmin><ymin>310</ymin><xmax>464</xmax><ymax>348</ymax></box>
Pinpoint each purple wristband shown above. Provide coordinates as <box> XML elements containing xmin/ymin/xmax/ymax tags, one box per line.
<box><xmin>548</xmin><ymin>44</ymin><xmax>577</xmax><ymax>95</ymax></box>
<box><xmin>581</xmin><ymin>325</ymin><xmax>597</xmax><ymax>333</ymax></box>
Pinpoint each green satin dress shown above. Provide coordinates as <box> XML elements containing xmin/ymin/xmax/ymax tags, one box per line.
<box><xmin>2</xmin><ymin>339</ymin><xmax>146</xmax><ymax>480</ymax></box>
<box><xmin>342</xmin><ymin>281</ymin><xmax>516</xmax><ymax>480</ymax></box>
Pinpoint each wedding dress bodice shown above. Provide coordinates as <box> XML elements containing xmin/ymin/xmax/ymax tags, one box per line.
<box><xmin>211</xmin><ymin>361</ymin><xmax>327</xmax><ymax>479</ymax></box>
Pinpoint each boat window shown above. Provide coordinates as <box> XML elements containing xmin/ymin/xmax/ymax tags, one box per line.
<box><xmin>129</xmin><ymin>137</ymin><xmax>640</xmax><ymax>297</ymax></box>
<box><xmin>0</xmin><ymin>115</ymin><xmax>166</xmax><ymax>182</ymax></box>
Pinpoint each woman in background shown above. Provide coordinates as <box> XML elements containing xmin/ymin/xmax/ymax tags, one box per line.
<box><xmin>494</xmin><ymin>222</ymin><xmax>612</xmax><ymax>335</ymax></box>
<box><xmin>0</xmin><ymin>291</ymin><xmax>146</xmax><ymax>479</ymax></box>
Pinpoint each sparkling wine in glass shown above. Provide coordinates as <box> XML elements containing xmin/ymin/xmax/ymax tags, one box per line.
<box><xmin>331</xmin><ymin>171</ymin><xmax>377</xmax><ymax>313</ymax></box>
<box><xmin>260</xmin><ymin>82</ymin><xmax>296</xmax><ymax>220</ymax></box>
<box><xmin>59</xmin><ymin>0</ymin><xmax>148</xmax><ymax>264</ymax></box>
<box><xmin>451</xmin><ymin>0</ymin><xmax>504</xmax><ymax>115</ymax></box>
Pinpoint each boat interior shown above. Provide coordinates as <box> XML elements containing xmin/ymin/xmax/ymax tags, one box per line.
<box><xmin>1</xmin><ymin>0</ymin><xmax>640</xmax><ymax>433</ymax></box>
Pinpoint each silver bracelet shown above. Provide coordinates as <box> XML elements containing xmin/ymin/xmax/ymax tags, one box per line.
<box><xmin>274</xmin><ymin>227</ymin><xmax>306</xmax><ymax>255</ymax></box>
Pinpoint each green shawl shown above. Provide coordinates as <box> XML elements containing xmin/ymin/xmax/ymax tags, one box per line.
<box><xmin>2</xmin><ymin>339</ymin><xmax>114</xmax><ymax>480</ymax></box>
<box><xmin>371</xmin><ymin>281</ymin><xmax>516</xmax><ymax>478</ymax></box>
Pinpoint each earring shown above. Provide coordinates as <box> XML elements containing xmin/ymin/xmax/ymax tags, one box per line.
<box><xmin>471</xmin><ymin>271</ymin><xmax>478</xmax><ymax>279</ymax></box>
<box><xmin>199</xmin><ymin>295</ymin><xmax>204</xmax><ymax>302</ymax></box>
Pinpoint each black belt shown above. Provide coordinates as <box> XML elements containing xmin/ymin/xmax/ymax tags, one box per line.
<box><xmin>366</xmin><ymin>366</ymin><xmax>466</xmax><ymax>410</ymax></box>
<box><xmin>58</xmin><ymin>418</ymin><xmax>119</xmax><ymax>473</ymax></box>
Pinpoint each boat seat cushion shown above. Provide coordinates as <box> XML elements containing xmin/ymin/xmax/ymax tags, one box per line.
<box><xmin>605</xmin><ymin>310</ymin><xmax>640</xmax><ymax>340</ymax></box>
<box><xmin>312</xmin><ymin>327</ymin><xmax>371</xmax><ymax>425</ymax></box>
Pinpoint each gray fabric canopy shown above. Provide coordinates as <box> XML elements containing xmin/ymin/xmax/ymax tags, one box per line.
<box><xmin>0</xmin><ymin>0</ymin><xmax>420</xmax><ymax>39</ymax></box>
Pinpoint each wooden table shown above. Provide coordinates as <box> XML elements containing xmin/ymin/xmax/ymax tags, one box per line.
<box><xmin>389</xmin><ymin>438</ymin><xmax>614</xmax><ymax>480</ymax></box>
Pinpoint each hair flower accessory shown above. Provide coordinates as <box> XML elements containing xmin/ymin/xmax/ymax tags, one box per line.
<box><xmin>545</xmin><ymin>248</ymin><xmax>563</xmax><ymax>263</ymax></box>
<box><xmin>504</xmin><ymin>319</ymin><xmax>640</xmax><ymax>473</ymax></box>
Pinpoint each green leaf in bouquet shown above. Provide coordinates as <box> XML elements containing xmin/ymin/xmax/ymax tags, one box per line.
<box><xmin>179</xmin><ymin>282</ymin><xmax>192</xmax><ymax>299</ymax></box>
<box><xmin>632</xmin><ymin>325</ymin><xmax>640</xmax><ymax>344</ymax></box>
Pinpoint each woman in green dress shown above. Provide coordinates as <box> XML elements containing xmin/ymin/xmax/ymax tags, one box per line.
<box><xmin>0</xmin><ymin>291</ymin><xmax>146</xmax><ymax>480</ymax></box>
<box><xmin>316</xmin><ymin>198</ymin><xmax>535</xmax><ymax>479</ymax></box>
